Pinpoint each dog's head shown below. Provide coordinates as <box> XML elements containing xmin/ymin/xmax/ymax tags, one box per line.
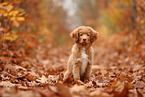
<box><xmin>70</xmin><ymin>26</ymin><xmax>99</xmax><ymax>45</ymax></box>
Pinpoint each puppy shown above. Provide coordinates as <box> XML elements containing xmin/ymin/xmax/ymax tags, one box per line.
<box><xmin>63</xmin><ymin>26</ymin><xmax>99</xmax><ymax>81</ymax></box>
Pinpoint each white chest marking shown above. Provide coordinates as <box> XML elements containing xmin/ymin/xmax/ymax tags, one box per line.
<box><xmin>77</xmin><ymin>48</ymin><xmax>89</xmax><ymax>75</ymax></box>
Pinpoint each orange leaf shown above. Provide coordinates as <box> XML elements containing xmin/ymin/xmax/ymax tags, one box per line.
<box><xmin>13</xmin><ymin>0</ymin><xmax>20</xmax><ymax>4</ymax></box>
<box><xmin>18</xmin><ymin>12</ymin><xmax>26</xmax><ymax>16</ymax></box>
<box><xmin>6</xmin><ymin>4</ymin><xmax>13</xmax><ymax>12</ymax></box>
<box><xmin>1</xmin><ymin>2</ymin><xmax>8</xmax><ymax>6</ymax></box>
<box><xmin>16</xmin><ymin>17</ymin><xmax>25</xmax><ymax>21</ymax></box>
<box><xmin>9</xmin><ymin>10</ymin><xmax>19</xmax><ymax>16</ymax></box>
<box><xmin>10</xmin><ymin>17</ymin><xmax>16</xmax><ymax>21</ymax></box>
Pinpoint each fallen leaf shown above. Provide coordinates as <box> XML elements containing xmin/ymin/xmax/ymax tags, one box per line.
<box><xmin>36</xmin><ymin>75</ymin><xmax>49</xmax><ymax>83</ymax></box>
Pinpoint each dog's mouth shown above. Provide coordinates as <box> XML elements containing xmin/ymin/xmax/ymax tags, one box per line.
<box><xmin>81</xmin><ymin>42</ymin><xmax>87</xmax><ymax>45</ymax></box>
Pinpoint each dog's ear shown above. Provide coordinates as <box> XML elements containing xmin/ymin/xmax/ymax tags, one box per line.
<box><xmin>70</xmin><ymin>27</ymin><xmax>80</xmax><ymax>43</ymax></box>
<box><xmin>90</xmin><ymin>27</ymin><xmax>99</xmax><ymax>43</ymax></box>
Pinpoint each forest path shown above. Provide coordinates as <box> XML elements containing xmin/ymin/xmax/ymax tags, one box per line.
<box><xmin>0</xmin><ymin>41</ymin><xmax>144</xmax><ymax>97</ymax></box>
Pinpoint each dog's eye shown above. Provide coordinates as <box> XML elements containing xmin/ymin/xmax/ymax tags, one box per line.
<box><xmin>87</xmin><ymin>34</ymin><xmax>90</xmax><ymax>36</ymax></box>
<box><xmin>80</xmin><ymin>34</ymin><xmax>82</xmax><ymax>36</ymax></box>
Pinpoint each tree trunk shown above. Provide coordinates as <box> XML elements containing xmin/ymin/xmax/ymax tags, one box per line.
<box><xmin>131</xmin><ymin>0</ymin><xmax>137</xmax><ymax>29</ymax></box>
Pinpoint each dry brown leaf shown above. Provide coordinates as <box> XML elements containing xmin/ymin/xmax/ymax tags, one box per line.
<box><xmin>133</xmin><ymin>81</ymin><xmax>145</xmax><ymax>89</ymax></box>
<box><xmin>113</xmin><ymin>84</ymin><xmax>129</xmax><ymax>97</ymax></box>
<box><xmin>0</xmin><ymin>81</ymin><xmax>15</xmax><ymax>87</ymax></box>
<box><xmin>136</xmin><ymin>89</ymin><xmax>143</xmax><ymax>97</ymax></box>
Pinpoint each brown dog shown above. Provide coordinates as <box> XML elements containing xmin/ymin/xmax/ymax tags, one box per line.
<box><xmin>63</xmin><ymin>26</ymin><xmax>99</xmax><ymax>81</ymax></box>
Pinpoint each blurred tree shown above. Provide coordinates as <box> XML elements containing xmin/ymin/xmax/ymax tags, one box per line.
<box><xmin>0</xmin><ymin>0</ymin><xmax>26</xmax><ymax>44</ymax></box>
<box><xmin>131</xmin><ymin>0</ymin><xmax>137</xmax><ymax>29</ymax></box>
<box><xmin>20</xmin><ymin>0</ymin><xmax>70</xmax><ymax>44</ymax></box>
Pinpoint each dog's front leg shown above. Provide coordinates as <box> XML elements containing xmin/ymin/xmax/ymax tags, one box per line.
<box><xmin>63</xmin><ymin>55</ymin><xmax>73</xmax><ymax>81</ymax></box>
<box><xmin>73</xmin><ymin>62</ymin><xmax>81</xmax><ymax>81</ymax></box>
<box><xmin>85</xmin><ymin>62</ymin><xmax>92</xmax><ymax>80</ymax></box>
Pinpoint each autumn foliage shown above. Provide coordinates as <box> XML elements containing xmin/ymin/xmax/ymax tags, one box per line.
<box><xmin>0</xmin><ymin>0</ymin><xmax>144</xmax><ymax>97</ymax></box>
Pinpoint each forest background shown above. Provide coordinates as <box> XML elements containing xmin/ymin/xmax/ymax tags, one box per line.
<box><xmin>0</xmin><ymin>0</ymin><xmax>144</xmax><ymax>97</ymax></box>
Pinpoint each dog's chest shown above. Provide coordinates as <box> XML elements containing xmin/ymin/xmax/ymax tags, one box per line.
<box><xmin>77</xmin><ymin>48</ymin><xmax>89</xmax><ymax>75</ymax></box>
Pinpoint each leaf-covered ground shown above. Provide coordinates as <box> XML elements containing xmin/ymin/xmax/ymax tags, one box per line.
<box><xmin>0</xmin><ymin>0</ymin><xmax>145</xmax><ymax>97</ymax></box>
<box><xmin>0</xmin><ymin>36</ymin><xmax>144</xmax><ymax>97</ymax></box>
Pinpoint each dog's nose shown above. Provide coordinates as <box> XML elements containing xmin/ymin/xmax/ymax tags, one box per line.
<box><xmin>83</xmin><ymin>39</ymin><xmax>86</xmax><ymax>41</ymax></box>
